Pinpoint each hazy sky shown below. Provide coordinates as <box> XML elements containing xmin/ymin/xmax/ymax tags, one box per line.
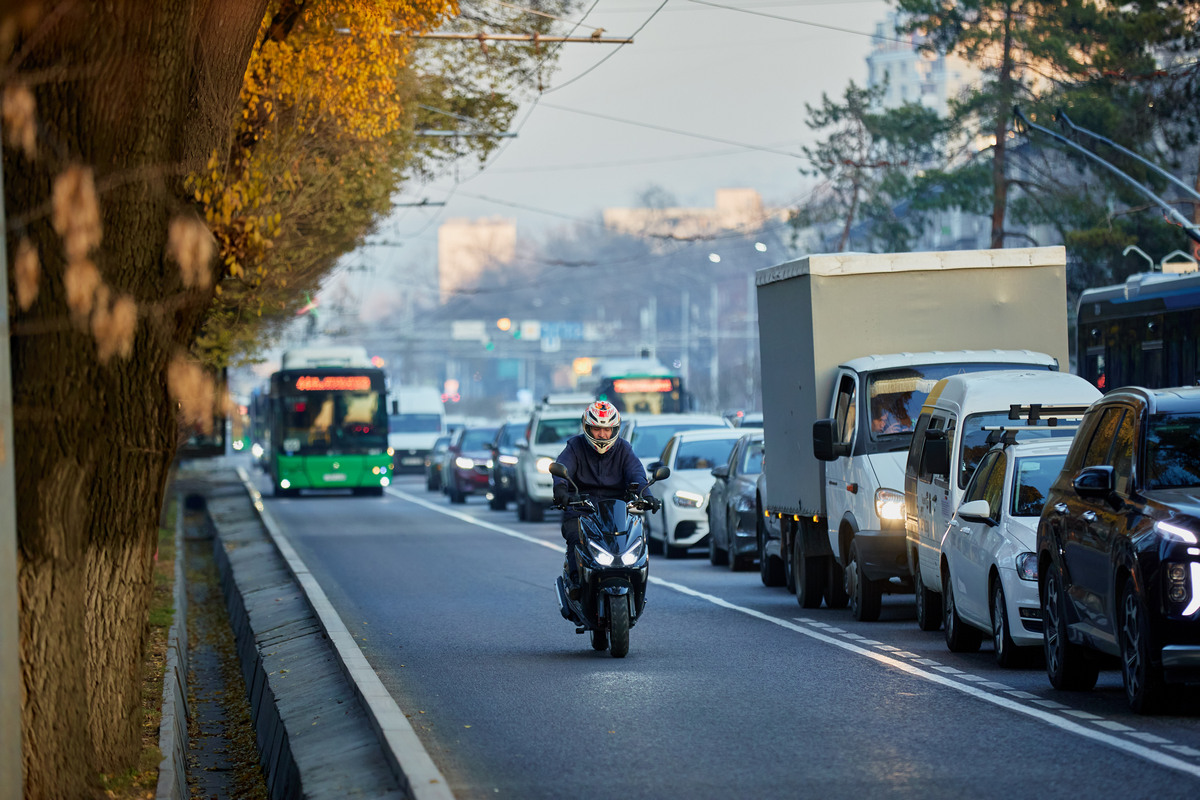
<box><xmin>338</xmin><ymin>0</ymin><xmax>893</xmax><ymax>313</ymax></box>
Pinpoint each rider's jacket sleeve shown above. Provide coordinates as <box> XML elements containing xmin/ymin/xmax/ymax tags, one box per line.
<box><xmin>553</xmin><ymin>439</ymin><xmax>578</xmax><ymax>494</ymax></box>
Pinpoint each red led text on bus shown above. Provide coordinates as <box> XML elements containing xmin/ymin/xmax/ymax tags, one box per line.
<box><xmin>294</xmin><ymin>375</ymin><xmax>373</xmax><ymax>392</ymax></box>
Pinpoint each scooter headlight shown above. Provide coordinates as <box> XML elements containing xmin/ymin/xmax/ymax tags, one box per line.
<box><xmin>620</xmin><ymin>538</ymin><xmax>644</xmax><ymax>566</ymax></box>
<box><xmin>587</xmin><ymin>539</ymin><xmax>615</xmax><ymax>567</ymax></box>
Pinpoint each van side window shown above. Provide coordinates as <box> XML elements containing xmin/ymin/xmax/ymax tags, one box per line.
<box><xmin>1081</xmin><ymin>407</ymin><xmax>1123</xmax><ymax>468</ymax></box>
<box><xmin>833</xmin><ymin>374</ymin><xmax>856</xmax><ymax>445</ymax></box>
<box><xmin>917</xmin><ymin>415</ymin><xmax>946</xmax><ymax>482</ymax></box>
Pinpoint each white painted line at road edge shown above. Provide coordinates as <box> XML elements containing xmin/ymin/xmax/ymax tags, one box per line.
<box><xmin>389</xmin><ymin>486</ymin><xmax>1200</xmax><ymax>782</ymax></box>
<box><xmin>239</xmin><ymin>471</ymin><xmax>456</xmax><ymax>800</ymax></box>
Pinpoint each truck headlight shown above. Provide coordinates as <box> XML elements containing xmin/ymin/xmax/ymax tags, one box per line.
<box><xmin>874</xmin><ymin>488</ymin><xmax>904</xmax><ymax>522</ymax></box>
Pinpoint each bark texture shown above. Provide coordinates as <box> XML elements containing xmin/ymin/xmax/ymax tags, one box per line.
<box><xmin>4</xmin><ymin>2</ymin><xmax>266</xmax><ymax>796</ymax></box>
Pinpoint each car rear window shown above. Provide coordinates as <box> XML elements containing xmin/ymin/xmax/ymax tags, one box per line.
<box><xmin>631</xmin><ymin>423</ymin><xmax>723</xmax><ymax>458</ymax></box>
<box><xmin>1145</xmin><ymin>412</ymin><xmax>1200</xmax><ymax>490</ymax></box>
<box><xmin>675</xmin><ymin>438</ymin><xmax>738</xmax><ymax>471</ymax></box>
<box><xmin>535</xmin><ymin>417</ymin><xmax>579</xmax><ymax>445</ymax></box>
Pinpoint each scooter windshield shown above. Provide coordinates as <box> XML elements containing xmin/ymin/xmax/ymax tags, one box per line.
<box><xmin>581</xmin><ymin>498</ymin><xmax>637</xmax><ymax>541</ymax></box>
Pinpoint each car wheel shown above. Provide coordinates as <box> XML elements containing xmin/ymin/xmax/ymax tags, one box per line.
<box><xmin>525</xmin><ymin>494</ymin><xmax>544</xmax><ymax>522</ymax></box>
<box><xmin>914</xmin><ymin>558</ymin><xmax>943</xmax><ymax>632</ymax></box>
<box><xmin>708</xmin><ymin>507</ymin><xmax>729</xmax><ymax>566</ymax></box>
<box><xmin>847</xmin><ymin>540</ymin><xmax>881</xmax><ymax>621</ymax></box>
<box><xmin>448</xmin><ymin>483</ymin><xmax>465</xmax><ymax>504</ymax></box>
<box><xmin>515</xmin><ymin>488</ymin><xmax>528</xmax><ymax>520</ymax></box>
<box><xmin>794</xmin><ymin>534</ymin><xmax>827</xmax><ymax>609</ymax></box>
<box><xmin>824</xmin><ymin>559</ymin><xmax>849</xmax><ymax>609</ymax></box>
<box><xmin>489</xmin><ymin>492</ymin><xmax>507</xmax><ymax>511</ymax></box>
<box><xmin>758</xmin><ymin>520</ymin><xmax>785</xmax><ymax>587</ymax></box>
<box><xmin>426</xmin><ymin>473</ymin><xmax>437</xmax><ymax>492</ymax></box>
<box><xmin>991</xmin><ymin>580</ymin><xmax>1026</xmax><ymax>667</ymax></box>
<box><xmin>1120</xmin><ymin>579</ymin><xmax>1165</xmax><ymax>714</ymax></box>
<box><xmin>1042</xmin><ymin>566</ymin><xmax>1099</xmax><ymax>691</ymax></box>
<box><xmin>942</xmin><ymin>567</ymin><xmax>982</xmax><ymax>652</ymax></box>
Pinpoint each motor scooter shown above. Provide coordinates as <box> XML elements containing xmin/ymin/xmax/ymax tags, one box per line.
<box><xmin>551</xmin><ymin>462</ymin><xmax>669</xmax><ymax>658</ymax></box>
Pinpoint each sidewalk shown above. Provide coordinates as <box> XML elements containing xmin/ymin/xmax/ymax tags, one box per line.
<box><xmin>163</xmin><ymin>463</ymin><xmax>449</xmax><ymax>800</ymax></box>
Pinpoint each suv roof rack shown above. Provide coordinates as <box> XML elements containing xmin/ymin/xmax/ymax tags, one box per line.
<box><xmin>540</xmin><ymin>393</ymin><xmax>595</xmax><ymax>407</ymax></box>
<box><xmin>1007</xmin><ymin>403</ymin><xmax>1090</xmax><ymax>427</ymax></box>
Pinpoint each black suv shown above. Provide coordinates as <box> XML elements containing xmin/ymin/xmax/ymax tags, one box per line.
<box><xmin>1037</xmin><ymin>386</ymin><xmax>1200</xmax><ymax>712</ymax></box>
<box><xmin>486</xmin><ymin>420</ymin><xmax>524</xmax><ymax>511</ymax></box>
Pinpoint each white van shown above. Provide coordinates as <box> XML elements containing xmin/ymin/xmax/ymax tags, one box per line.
<box><xmin>388</xmin><ymin>386</ymin><xmax>446</xmax><ymax>472</ymax></box>
<box><xmin>903</xmin><ymin>370</ymin><xmax>1101</xmax><ymax>630</ymax></box>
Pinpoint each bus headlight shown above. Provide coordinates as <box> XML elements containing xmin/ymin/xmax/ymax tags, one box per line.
<box><xmin>251</xmin><ymin>443</ymin><xmax>264</xmax><ymax>459</ymax></box>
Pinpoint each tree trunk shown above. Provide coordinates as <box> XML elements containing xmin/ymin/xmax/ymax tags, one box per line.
<box><xmin>990</xmin><ymin>5</ymin><xmax>1017</xmax><ymax>249</ymax></box>
<box><xmin>4</xmin><ymin>3</ymin><xmax>265</xmax><ymax>795</ymax></box>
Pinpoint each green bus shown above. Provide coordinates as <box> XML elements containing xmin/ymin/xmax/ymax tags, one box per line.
<box><xmin>261</xmin><ymin>347</ymin><xmax>392</xmax><ymax>496</ymax></box>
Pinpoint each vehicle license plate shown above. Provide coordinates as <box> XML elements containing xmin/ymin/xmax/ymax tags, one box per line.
<box><xmin>401</xmin><ymin>457</ymin><xmax>422</xmax><ymax>465</ymax></box>
<box><xmin>323</xmin><ymin>473</ymin><xmax>347</xmax><ymax>482</ymax></box>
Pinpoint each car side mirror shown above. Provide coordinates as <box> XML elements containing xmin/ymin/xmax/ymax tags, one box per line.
<box><xmin>1073</xmin><ymin>465</ymin><xmax>1115</xmax><ymax>500</ymax></box>
<box><xmin>957</xmin><ymin>499</ymin><xmax>995</xmax><ymax>526</ymax></box>
<box><xmin>711</xmin><ymin>465</ymin><xmax>729</xmax><ymax>479</ymax></box>
<box><xmin>651</xmin><ymin>466</ymin><xmax>670</xmax><ymax>482</ymax></box>
<box><xmin>812</xmin><ymin>419</ymin><xmax>848</xmax><ymax>461</ymax></box>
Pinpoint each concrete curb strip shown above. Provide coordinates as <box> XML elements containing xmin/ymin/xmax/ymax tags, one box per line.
<box><xmin>235</xmin><ymin>468</ymin><xmax>456</xmax><ymax>800</ymax></box>
<box><xmin>155</xmin><ymin>496</ymin><xmax>189</xmax><ymax>800</ymax></box>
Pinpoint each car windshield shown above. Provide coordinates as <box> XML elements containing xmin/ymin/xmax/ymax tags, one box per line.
<box><xmin>1012</xmin><ymin>453</ymin><xmax>1068</xmax><ymax>517</ymax></box>
<box><xmin>1145</xmin><ymin>412</ymin><xmax>1200</xmax><ymax>490</ymax></box>
<box><xmin>631</xmin><ymin>423</ymin><xmax>723</xmax><ymax>458</ymax></box>
<box><xmin>459</xmin><ymin>428</ymin><xmax>498</xmax><ymax>451</ymax></box>
<box><xmin>535</xmin><ymin>417</ymin><xmax>579</xmax><ymax>445</ymax></box>
<box><xmin>388</xmin><ymin>413</ymin><xmax>442</xmax><ymax>433</ymax></box>
<box><xmin>959</xmin><ymin>412</ymin><xmax>1076</xmax><ymax>490</ymax></box>
<box><xmin>674</xmin><ymin>438</ymin><xmax>738</xmax><ymax>471</ymax></box>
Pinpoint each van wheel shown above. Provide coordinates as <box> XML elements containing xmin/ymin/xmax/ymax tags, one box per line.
<box><xmin>847</xmin><ymin>540</ymin><xmax>881</xmax><ymax>621</ymax></box>
<box><xmin>942</xmin><ymin>568</ymin><xmax>982</xmax><ymax>652</ymax></box>
<box><xmin>914</xmin><ymin>559</ymin><xmax>943</xmax><ymax>632</ymax></box>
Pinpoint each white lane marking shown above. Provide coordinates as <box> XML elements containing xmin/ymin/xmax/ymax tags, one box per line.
<box><xmin>1167</xmin><ymin>746</ymin><xmax>1200</xmax><ymax>757</ymax></box>
<box><xmin>1096</xmin><ymin>721</ymin><xmax>1136</xmax><ymax>732</ymax></box>
<box><xmin>1032</xmin><ymin>699</ymin><xmax>1069</xmax><ymax>710</ymax></box>
<box><xmin>1065</xmin><ymin>710</ymin><xmax>1102</xmax><ymax>720</ymax></box>
<box><xmin>1131</xmin><ymin>733</ymin><xmax>1173</xmax><ymax>745</ymax></box>
<box><xmin>387</xmin><ymin>486</ymin><xmax>1200</xmax><ymax>779</ymax></box>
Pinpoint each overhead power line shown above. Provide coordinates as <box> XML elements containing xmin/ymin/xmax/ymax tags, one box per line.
<box><xmin>412</xmin><ymin>32</ymin><xmax>632</xmax><ymax>43</ymax></box>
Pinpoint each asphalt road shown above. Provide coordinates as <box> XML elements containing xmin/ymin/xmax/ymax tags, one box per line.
<box><xmin>251</xmin><ymin>472</ymin><xmax>1200</xmax><ymax>800</ymax></box>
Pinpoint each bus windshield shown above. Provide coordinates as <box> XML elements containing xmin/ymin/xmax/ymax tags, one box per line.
<box><xmin>279</xmin><ymin>389</ymin><xmax>387</xmax><ymax>454</ymax></box>
<box><xmin>597</xmin><ymin>375</ymin><xmax>684</xmax><ymax>414</ymax></box>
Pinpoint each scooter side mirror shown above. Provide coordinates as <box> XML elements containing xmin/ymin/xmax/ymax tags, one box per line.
<box><xmin>651</xmin><ymin>466</ymin><xmax>670</xmax><ymax>482</ymax></box>
<box><xmin>548</xmin><ymin>462</ymin><xmax>568</xmax><ymax>479</ymax></box>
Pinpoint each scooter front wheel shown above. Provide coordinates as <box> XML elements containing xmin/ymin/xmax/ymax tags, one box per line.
<box><xmin>608</xmin><ymin>595</ymin><xmax>630</xmax><ymax>658</ymax></box>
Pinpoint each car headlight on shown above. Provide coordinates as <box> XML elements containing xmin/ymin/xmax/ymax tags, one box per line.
<box><xmin>1014</xmin><ymin>552</ymin><xmax>1038</xmax><ymax>581</ymax></box>
<box><xmin>499</xmin><ymin>454</ymin><xmax>519</xmax><ymax>465</ymax></box>
<box><xmin>1166</xmin><ymin>562</ymin><xmax>1200</xmax><ymax>615</ymax></box>
<box><xmin>486</xmin><ymin>458</ymin><xmax>495</xmax><ymax>469</ymax></box>
<box><xmin>455</xmin><ymin>456</ymin><xmax>475</xmax><ymax>470</ymax></box>
<box><xmin>875</xmin><ymin>488</ymin><xmax>905</xmax><ymax>522</ymax></box>
<box><xmin>536</xmin><ymin>457</ymin><xmax>554</xmax><ymax>474</ymax></box>
<box><xmin>620</xmin><ymin>538</ymin><xmax>644</xmax><ymax>566</ymax></box>
<box><xmin>673</xmin><ymin>490</ymin><xmax>705</xmax><ymax>508</ymax></box>
<box><xmin>587</xmin><ymin>539</ymin><xmax>615</xmax><ymax>567</ymax></box>
<box><xmin>1156</xmin><ymin>520</ymin><xmax>1199</xmax><ymax>544</ymax></box>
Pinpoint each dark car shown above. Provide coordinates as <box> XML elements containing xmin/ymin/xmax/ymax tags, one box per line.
<box><xmin>1037</xmin><ymin>385</ymin><xmax>1200</xmax><ymax>713</ymax></box>
<box><xmin>444</xmin><ymin>425</ymin><xmax>498</xmax><ymax>504</ymax></box>
<box><xmin>486</xmin><ymin>420</ymin><xmax>525</xmax><ymax>511</ymax></box>
<box><xmin>707</xmin><ymin>431</ymin><xmax>765</xmax><ymax>571</ymax></box>
<box><xmin>424</xmin><ymin>435</ymin><xmax>451</xmax><ymax>492</ymax></box>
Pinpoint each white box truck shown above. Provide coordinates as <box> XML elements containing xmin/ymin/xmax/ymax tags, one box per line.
<box><xmin>756</xmin><ymin>246</ymin><xmax>1071</xmax><ymax>621</ymax></box>
<box><xmin>388</xmin><ymin>386</ymin><xmax>446</xmax><ymax>473</ymax></box>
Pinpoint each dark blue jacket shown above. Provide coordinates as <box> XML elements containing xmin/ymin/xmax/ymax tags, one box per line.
<box><xmin>553</xmin><ymin>435</ymin><xmax>650</xmax><ymax>519</ymax></box>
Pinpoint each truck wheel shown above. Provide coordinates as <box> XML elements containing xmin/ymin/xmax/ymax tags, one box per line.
<box><xmin>824</xmin><ymin>559</ymin><xmax>849</xmax><ymax>609</ymax></box>
<box><xmin>914</xmin><ymin>559</ymin><xmax>943</xmax><ymax>632</ymax></box>
<box><xmin>847</xmin><ymin>540</ymin><xmax>881</xmax><ymax>621</ymax></box>
<box><xmin>1043</xmin><ymin>567</ymin><xmax>1099</xmax><ymax>691</ymax></box>
<box><xmin>758</xmin><ymin>522</ymin><xmax>785</xmax><ymax>587</ymax></box>
<box><xmin>942</xmin><ymin>567</ymin><xmax>982</xmax><ymax>652</ymax></box>
<box><xmin>794</xmin><ymin>535</ymin><xmax>827</xmax><ymax>609</ymax></box>
<box><xmin>783</xmin><ymin>526</ymin><xmax>796</xmax><ymax>594</ymax></box>
<box><xmin>608</xmin><ymin>595</ymin><xmax>630</xmax><ymax>658</ymax></box>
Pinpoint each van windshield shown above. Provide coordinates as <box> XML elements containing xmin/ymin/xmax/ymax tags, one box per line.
<box><xmin>389</xmin><ymin>413</ymin><xmax>442</xmax><ymax>433</ymax></box>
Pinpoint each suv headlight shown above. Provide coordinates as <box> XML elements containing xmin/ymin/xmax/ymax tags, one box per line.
<box><xmin>536</xmin><ymin>457</ymin><xmax>553</xmax><ymax>473</ymax></box>
<box><xmin>875</xmin><ymin>488</ymin><xmax>905</xmax><ymax>522</ymax></box>
<box><xmin>1156</xmin><ymin>520</ymin><xmax>1199</xmax><ymax>544</ymax></box>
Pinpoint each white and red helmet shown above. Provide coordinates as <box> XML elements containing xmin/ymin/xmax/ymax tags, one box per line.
<box><xmin>582</xmin><ymin>400</ymin><xmax>621</xmax><ymax>454</ymax></box>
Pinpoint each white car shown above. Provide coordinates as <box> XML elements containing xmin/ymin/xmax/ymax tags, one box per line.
<box><xmin>647</xmin><ymin>428</ymin><xmax>747</xmax><ymax>559</ymax></box>
<box><xmin>941</xmin><ymin>436</ymin><xmax>1074</xmax><ymax>666</ymax></box>
<box><xmin>619</xmin><ymin>413</ymin><xmax>731</xmax><ymax>473</ymax></box>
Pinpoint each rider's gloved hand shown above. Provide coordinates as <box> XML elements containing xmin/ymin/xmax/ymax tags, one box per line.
<box><xmin>552</xmin><ymin>483</ymin><xmax>567</xmax><ymax>508</ymax></box>
<box><xmin>646</xmin><ymin>496</ymin><xmax>662</xmax><ymax>513</ymax></box>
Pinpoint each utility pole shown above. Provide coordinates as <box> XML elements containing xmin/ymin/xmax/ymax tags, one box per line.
<box><xmin>0</xmin><ymin>125</ymin><xmax>24</xmax><ymax>797</ymax></box>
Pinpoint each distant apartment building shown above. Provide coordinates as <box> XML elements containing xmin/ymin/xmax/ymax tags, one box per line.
<box><xmin>602</xmin><ymin>188</ymin><xmax>786</xmax><ymax>244</ymax></box>
<box><xmin>866</xmin><ymin>12</ymin><xmax>978</xmax><ymax>116</ymax></box>
<box><xmin>437</xmin><ymin>217</ymin><xmax>517</xmax><ymax>302</ymax></box>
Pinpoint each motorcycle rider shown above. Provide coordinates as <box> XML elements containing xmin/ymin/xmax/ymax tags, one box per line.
<box><xmin>553</xmin><ymin>401</ymin><xmax>659</xmax><ymax>596</ymax></box>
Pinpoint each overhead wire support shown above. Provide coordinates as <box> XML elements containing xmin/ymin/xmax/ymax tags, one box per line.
<box><xmin>412</xmin><ymin>32</ymin><xmax>632</xmax><ymax>43</ymax></box>
<box><xmin>1013</xmin><ymin>106</ymin><xmax>1200</xmax><ymax>244</ymax></box>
